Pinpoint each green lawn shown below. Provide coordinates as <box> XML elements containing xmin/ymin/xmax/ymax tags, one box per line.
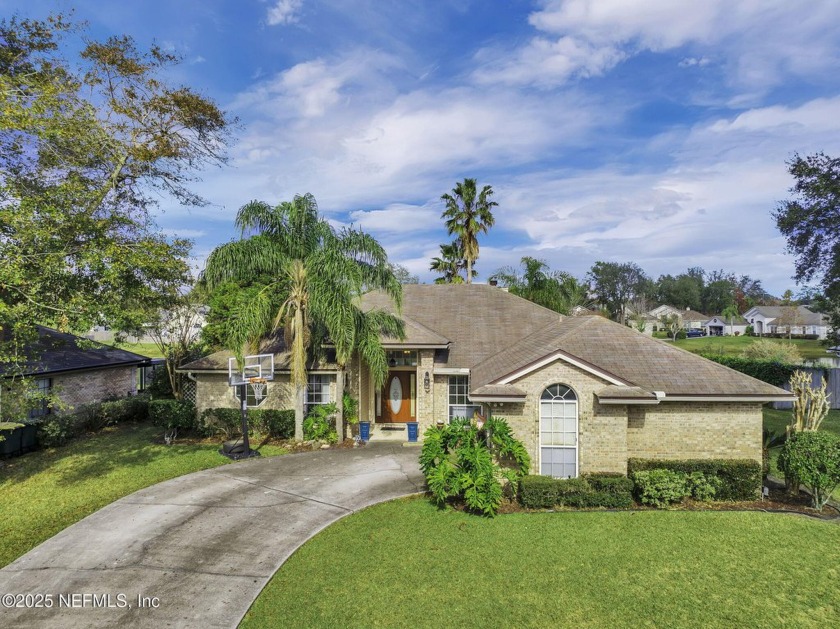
<box><xmin>670</xmin><ymin>335</ymin><xmax>829</xmax><ymax>360</ymax></box>
<box><xmin>241</xmin><ymin>497</ymin><xmax>840</xmax><ymax>629</ymax></box>
<box><xmin>111</xmin><ymin>340</ymin><xmax>164</xmax><ymax>358</ymax></box>
<box><xmin>0</xmin><ymin>422</ymin><xmax>287</xmax><ymax>568</ymax></box>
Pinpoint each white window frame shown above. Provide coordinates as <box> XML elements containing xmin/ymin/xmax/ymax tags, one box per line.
<box><xmin>233</xmin><ymin>382</ymin><xmax>269</xmax><ymax>408</ymax></box>
<box><xmin>539</xmin><ymin>383</ymin><xmax>579</xmax><ymax>479</ymax></box>
<box><xmin>448</xmin><ymin>375</ymin><xmax>482</xmax><ymax>422</ymax></box>
<box><xmin>307</xmin><ymin>374</ymin><xmax>333</xmax><ymax>408</ymax></box>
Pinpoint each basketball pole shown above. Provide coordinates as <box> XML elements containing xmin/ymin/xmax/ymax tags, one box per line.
<box><xmin>240</xmin><ymin>382</ymin><xmax>251</xmax><ymax>456</ymax></box>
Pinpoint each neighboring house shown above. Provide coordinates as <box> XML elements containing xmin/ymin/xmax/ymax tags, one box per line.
<box><xmin>180</xmin><ymin>285</ymin><xmax>792</xmax><ymax>478</ymax></box>
<box><xmin>647</xmin><ymin>305</ymin><xmax>708</xmax><ymax>331</ymax></box>
<box><xmin>703</xmin><ymin>315</ymin><xmax>749</xmax><ymax>337</ymax></box>
<box><xmin>743</xmin><ymin>305</ymin><xmax>829</xmax><ymax>339</ymax></box>
<box><xmin>87</xmin><ymin>306</ymin><xmax>209</xmax><ymax>344</ymax></box>
<box><xmin>1</xmin><ymin>326</ymin><xmax>154</xmax><ymax>419</ymax></box>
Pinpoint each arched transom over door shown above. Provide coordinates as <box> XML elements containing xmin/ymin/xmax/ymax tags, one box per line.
<box><xmin>540</xmin><ymin>384</ymin><xmax>578</xmax><ymax>478</ymax></box>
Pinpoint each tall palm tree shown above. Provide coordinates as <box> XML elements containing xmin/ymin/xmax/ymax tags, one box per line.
<box><xmin>202</xmin><ymin>193</ymin><xmax>404</xmax><ymax>440</ymax></box>
<box><xmin>441</xmin><ymin>178</ymin><xmax>497</xmax><ymax>284</ymax></box>
<box><xmin>721</xmin><ymin>304</ymin><xmax>740</xmax><ymax>336</ymax></box>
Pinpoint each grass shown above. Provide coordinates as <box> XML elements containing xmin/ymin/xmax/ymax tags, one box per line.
<box><xmin>670</xmin><ymin>335</ymin><xmax>830</xmax><ymax>360</ymax></box>
<box><xmin>0</xmin><ymin>422</ymin><xmax>287</xmax><ymax>568</ymax></box>
<box><xmin>241</xmin><ymin>497</ymin><xmax>840</xmax><ymax>629</ymax></box>
<box><xmin>111</xmin><ymin>340</ymin><xmax>164</xmax><ymax>358</ymax></box>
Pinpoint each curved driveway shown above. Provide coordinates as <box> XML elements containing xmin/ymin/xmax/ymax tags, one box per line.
<box><xmin>0</xmin><ymin>443</ymin><xmax>424</xmax><ymax>628</ymax></box>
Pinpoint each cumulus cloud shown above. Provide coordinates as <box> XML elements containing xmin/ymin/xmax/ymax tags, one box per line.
<box><xmin>267</xmin><ymin>0</ymin><xmax>303</xmax><ymax>26</ymax></box>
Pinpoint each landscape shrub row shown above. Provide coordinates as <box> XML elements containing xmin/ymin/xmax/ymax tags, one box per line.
<box><xmin>519</xmin><ymin>474</ymin><xmax>633</xmax><ymax>509</ymax></box>
<box><xmin>147</xmin><ymin>403</ymin><xmax>295</xmax><ymax>440</ymax></box>
<box><xmin>37</xmin><ymin>395</ymin><xmax>150</xmax><ymax>447</ymax></box>
<box><xmin>627</xmin><ymin>458</ymin><xmax>761</xmax><ymax>501</ymax></box>
<box><xmin>695</xmin><ymin>354</ymin><xmax>800</xmax><ymax>387</ymax></box>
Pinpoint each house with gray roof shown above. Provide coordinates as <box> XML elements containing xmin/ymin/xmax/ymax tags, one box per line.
<box><xmin>1</xmin><ymin>326</ymin><xmax>154</xmax><ymax>419</ymax></box>
<box><xmin>743</xmin><ymin>305</ymin><xmax>829</xmax><ymax>339</ymax></box>
<box><xmin>703</xmin><ymin>314</ymin><xmax>749</xmax><ymax>336</ymax></box>
<box><xmin>181</xmin><ymin>284</ymin><xmax>793</xmax><ymax>478</ymax></box>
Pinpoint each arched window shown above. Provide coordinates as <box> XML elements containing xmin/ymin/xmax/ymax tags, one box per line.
<box><xmin>540</xmin><ymin>384</ymin><xmax>578</xmax><ymax>478</ymax></box>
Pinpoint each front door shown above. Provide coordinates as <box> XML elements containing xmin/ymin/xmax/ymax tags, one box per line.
<box><xmin>378</xmin><ymin>371</ymin><xmax>415</xmax><ymax>422</ymax></box>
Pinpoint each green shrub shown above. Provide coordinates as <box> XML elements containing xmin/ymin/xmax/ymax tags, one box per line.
<box><xmin>632</xmin><ymin>469</ymin><xmax>688</xmax><ymax>507</ymax></box>
<box><xmin>420</xmin><ymin>417</ymin><xmax>530</xmax><ymax>516</ymax></box>
<box><xmin>519</xmin><ymin>474</ymin><xmax>634</xmax><ymax>509</ymax></box>
<box><xmin>149</xmin><ymin>399</ymin><xmax>197</xmax><ymax>441</ymax></box>
<box><xmin>36</xmin><ymin>413</ymin><xmax>83</xmax><ymax>448</ymax></box>
<box><xmin>686</xmin><ymin>472</ymin><xmax>722</xmax><ymax>501</ymax></box>
<box><xmin>34</xmin><ymin>396</ymin><xmax>150</xmax><ymax>448</ymax></box>
<box><xmin>250</xmin><ymin>409</ymin><xmax>294</xmax><ymax>439</ymax></box>
<box><xmin>628</xmin><ymin>458</ymin><xmax>761</xmax><ymax>501</ymax></box>
<box><xmin>519</xmin><ymin>476</ymin><xmax>558</xmax><ymax>508</ymax></box>
<box><xmin>583</xmin><ymin>473</ymin><xmax>634</xmax><ymax>495</ymax></box>
<box><xmin>676</xmin><ymin>329</ymin><xmax>687</xmax><ymax>340</ymax></box>
<box><xmin>696</xmin><ymin>354</ymin><xmax>799</xmax><ymax>387</ymax></box>
<box><xmin>200</xmin><ymin>407</ymin><xmax>243</xmax><ymax>439</ymax></box>
<box><xmin>778</xmin><ymin>431</ymin><xmax>840</xmax><ymax>511</ymax></box>
<box><xmin>303</xmin><ymin>403</ymin><xmax>338</xmax><ymax>443</ymax></box>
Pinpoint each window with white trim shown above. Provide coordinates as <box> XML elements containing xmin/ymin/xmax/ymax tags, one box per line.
<box><xmin>307</xmin><ymin>374</ymin><xmax>333</xmax><ymax>408</ymax></box>
<box><xmin>448</xmin><ymin>376</ymin><xmax>482</xmax><ymax>422</ymax></box>
<box><xmin>540</xmin><ymin>384</ymin><xmax>578</xmax><ymax>478</ymax></box>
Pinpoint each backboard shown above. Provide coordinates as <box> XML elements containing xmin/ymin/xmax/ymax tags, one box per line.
<box><xmin>228</xmin><ymin>354</ymin><xmax>275</xmax><ymax>386</ymax></box>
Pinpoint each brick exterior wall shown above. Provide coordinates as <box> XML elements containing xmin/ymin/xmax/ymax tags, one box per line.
<box><xmin>195</xmin><ymin>373</ymin><xmax>296</xmax><ymax>414</ymax></box>
<box><xmin>627</xmin><ymin>402</ymin><xmax>762</xmax><ymax>463</ymax></box>
<box><xmin>52</xmin><ymin>366</ymin><xmax>136</xmax><ymax>412</ymax></box>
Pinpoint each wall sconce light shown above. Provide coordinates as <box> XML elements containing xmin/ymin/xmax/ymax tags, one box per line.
<box><xmin>423</xmin><ymin>371</ymin><xmax>430</xmax><ymax>392</ymax></box>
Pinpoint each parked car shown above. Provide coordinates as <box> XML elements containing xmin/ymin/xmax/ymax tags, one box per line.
<box><xmin>685</xmin><ymin>329</ymin><xmax>705</xmax><ymax>338</ymax></box>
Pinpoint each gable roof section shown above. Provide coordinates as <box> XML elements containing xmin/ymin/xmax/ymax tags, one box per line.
<box><xmin>1</xmin><ymin>326</ymin><xmax>150</xmax><ymax>377</ymax></box>
<box><xmin>361</xmin><ymin>284</ymin><xmax>560</xmax><ymax>369</ymax></box>
<box><xmin>745</xmin><ymin>305</ymin><xmax>826</xmax><ymax>325</ymax></box>
<box><xmin>381</xmin><ymin>315</ymin><xmax>450</xmax><ymax>348</ymax></box>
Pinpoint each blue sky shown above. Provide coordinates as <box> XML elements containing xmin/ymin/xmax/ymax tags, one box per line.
<box><xmin>7</xmin><ymin>0</ymin><xmax>840</xmax><ymax>295</ymax></box>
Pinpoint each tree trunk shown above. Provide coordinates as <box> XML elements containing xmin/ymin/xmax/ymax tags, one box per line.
<box><xmin>335</xmin><ymin>368</ymin><xmax>345</xmax><ymax>442</ymax></box>
<box><xmin>295</xmin><ymin>384</ymin><xmax>305</xmax><ymax>441</ymax></box>
<box><xmin>466</xmin><ymin>258</ymin><xmax>472</xmax><ymax>284</ymax></box>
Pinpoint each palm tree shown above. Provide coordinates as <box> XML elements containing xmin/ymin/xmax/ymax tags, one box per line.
<box><xmin>202</xmin><ymin>194</ymin><xmax>404</xmax><ymax>440</ymax></box>
<box><xmin>721</xmin><ymin>304</ymin><xmax>740</xmax><ymax>336</ymax></box>
<box><xmin>490</xmin><ymin>257</ymin><xmax>593</xmax><ymax>315</ymax></box>
<box><xmin>441</xmin><ymin>178</ymin><xmax>497</xmax><ymax>284</ymax></box>
<box><xmin>430</xmin><ymin>240</ymin><xmax>470</xmax><ymax>284</ymax></box>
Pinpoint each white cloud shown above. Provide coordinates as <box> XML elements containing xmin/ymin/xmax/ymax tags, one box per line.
<box><xmin>474</xmin><ymin>0</ymin><xmax>840</xmax><ymax>91</ymax></box>
<box><xmin>267</xmin><ymin>0</ymin><xmax>303</xmax><ymax>26</ymax></box>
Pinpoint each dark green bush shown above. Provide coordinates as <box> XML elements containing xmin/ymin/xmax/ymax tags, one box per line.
<box><xmin>583</xmin><ymin>473</ymin><xmax>634</xmax><ymax>495</ymax></box>
<box><xmin>250</xmin><ymin>409</ymin><xmax>294</xmax><ymax>438</ymax></box>
<box><xmin>35</xmin><ymin>395</ymin><xmax>150</xmax><ymax>447</ymax></box>
<box><xmin>778</xmin><ymin>431</ymin><xmax>840</xmax><ymax>511</ymax></box>
<box><xmin>421</xmin><ymin>417</ymin><xmax>530</xmax><ymax>516</ymax></box>
<box><xmin>519</xmin><ymin>475</ymin><xmax>558</xmax><ymax>508</ymax></box>
<box><xmin>519</xmin><ymin>474</ymin><xmax>634</xmax><ymax>509</ymax></box>
<box><xmin>149</xmin><ymin>399</ymin><xmax>198</xmax><ymax>438</ymax></box>
<box><xmin>628</xmin><ymin>458</ymin><xmax>761</xmax><ymax>501</ymax></box>
<box><xmin>696</xmin><ymin>354</ymin><xmax>799</xmax><ymax>387</ymax></box>
<box><xmin>200</xmin><ymin>407</ymin><xmax>243</xmax><ymax>439</ymax></box>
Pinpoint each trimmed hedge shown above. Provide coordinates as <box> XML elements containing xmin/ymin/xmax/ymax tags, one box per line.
<box><xmin>696</xmin><ymin>354</ymin><xmax>799</xmax><ymax>387</ymax></box>
<box><xmin>520</xmin><ymin>474</ymin><xmax>633</xmax><ymax>509</ymax></box>
<box><xmin>628</xmin><ymin>458</ymin><xmax>761</xmax><ymax>501</ymax></box>
<box><xmin>149</xmin><ymin>399</ymin><xmax>198</xmax><ymax>433</ymax></box>
<box><xmin>199</xmin><ymin>407</ymin><xmax>294</xmax><ymax>440</ymax></box>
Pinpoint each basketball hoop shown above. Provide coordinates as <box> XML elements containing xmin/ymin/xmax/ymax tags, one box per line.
<box><xmin>249</xmin><ymin>377</ymin><xmax>267</xmax><ymax>405</ymax></box>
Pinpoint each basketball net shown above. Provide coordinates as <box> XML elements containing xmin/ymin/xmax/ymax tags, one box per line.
<box><xmin>249</xmin><ymin>377</ymin><xmax>267</xmax><ymax>404</ymax></box>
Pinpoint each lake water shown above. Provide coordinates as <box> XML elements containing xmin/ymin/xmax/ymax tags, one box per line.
<box><xmin>805</xmin><ymin>354</ymin><xmax>840</xmax><ymax>368</ymax></box>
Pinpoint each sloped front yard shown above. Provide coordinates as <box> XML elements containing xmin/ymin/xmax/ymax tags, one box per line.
<box><xmin>241</xmin><ymin>497</ymin><xmax>840</xmax><ymax>629</ymax></box>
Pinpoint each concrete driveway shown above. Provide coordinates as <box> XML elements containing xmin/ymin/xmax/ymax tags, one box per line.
<box><xmin>0</xmin><ymin>443</ymin><xmax>424</xmax><ymax>628</ymax></box>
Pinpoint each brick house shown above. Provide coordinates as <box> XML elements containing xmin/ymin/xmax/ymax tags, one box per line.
<box><xmin>3</xmin><ymin>326</ymin><xmax>154</xmax><ymax>419</ymax></box>
<box><xmin>180</xmin><ymin>285</ymin><xmax>793</xmax><ymax>477</ymax></box>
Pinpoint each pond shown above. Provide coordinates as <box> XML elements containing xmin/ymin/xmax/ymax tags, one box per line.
<box><xmin>804</xmin><ymin>353</ymin><xmax>840</xmax><ymax>368</ymax></box>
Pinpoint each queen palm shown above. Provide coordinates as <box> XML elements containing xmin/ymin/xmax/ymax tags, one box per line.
<box><xmin>202</xmin><ymin>193</ymin><xmax>404</xmax><ymax>440</ymax></box>
<box><xmin>441</xmin><ymin>178</ymin><xmax>497</xmax><ymax>284</ymax></box>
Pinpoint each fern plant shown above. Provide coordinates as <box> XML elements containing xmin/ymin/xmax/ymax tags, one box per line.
<box><xmin>419</xmin><ymin>416</ymin><xmax>530</xmax><ymax>516</ymax></box>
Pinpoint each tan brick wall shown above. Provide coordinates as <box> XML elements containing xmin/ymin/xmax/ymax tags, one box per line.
<box><xmin>52</xmin><ymin>367</ymin><xmax>136</xmax><ymax>412</ymax></box>
<box><xmin>627</xmin><ymin>402</ymin><xmax>762</xmax><ymax>462</ymax></box>
<box><xmin>495</xmin><ymin>360</ymin><xmax>627</xmax><ymax>474</ymax></box>
<box><xmin>195</xmin><ymin>373</ymin><xmax>296</xmax><ymax>414</ymax></box>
